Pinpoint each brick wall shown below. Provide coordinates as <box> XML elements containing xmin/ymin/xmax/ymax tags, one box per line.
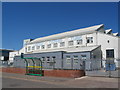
<box><xmin>1</xmin><ymin>67</ymin><xmax>85</xmax><ymax>78</ymax></box>
<box><xmin>44</xmin><ymin>70</ymin><xmax>85</xmax><ymax>78</ymax></box>
<box><xmin>1</xmin><ymin>67</ymin><xmax>26</xmax><ymax>74</ymax></box>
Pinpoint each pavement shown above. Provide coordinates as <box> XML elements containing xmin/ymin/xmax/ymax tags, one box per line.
<box><xmin>86</xmin><ymin>69</ymin><xmax>120</xmax><ymax>78</ymax></box>
<box><xmin>2</xmin><ymin>77</ymin><xmax>72</xmax><ymax>88</ymax></box>
<box><xmin>1</xmin><ymin>72</ymin><xmax>119</xmax><ymax>88</ymax></box>
<box><xmin>1</xmin><ymin>72</ymin><xmax>72</xmax><ymax>83</ymax></box>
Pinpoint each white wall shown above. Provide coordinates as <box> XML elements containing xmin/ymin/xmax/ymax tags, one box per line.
<box><xmin>19</xmin><ymin>47</ymin><xmax>26</xmax><ymax>54</ymax></box>
<box><xmin>9</xmin><ymin>47</ymin><xmax>27</xmax><ymax>63</ymax></box>
<box><xmin>9</xmin><ymin>51</ymin><xmax>19</xmax><ymax>62</ymax></box>
<box><xmin>25</xmin><ymin>33</ymin><xmax>98</xmax><ymax>53</ymax></box>
<box><xmin>14</xmin><ymin>31</ymin><xmax>119</xmax><ymax>61</ymax></box>
<box><xmin>97</xmin><ymin>32</ymin><xmax>120</xmax><ymax>59</ymax></box>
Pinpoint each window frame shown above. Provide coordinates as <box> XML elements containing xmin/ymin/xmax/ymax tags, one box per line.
<box><xmin>41</xmin><ymin>45</ymin><xmax>45</xmax><ymax>49</ymax></box>
<box><xmin>81</xmin><ymin>55</ymin><xmax>87</xmax><ymax>60</ymax></box>
<box><xmin>76</xmin><ymin>39</ymin><xmax>82</xmax><ymax>45</ymax></box>
<box><xmin>46</xmin><ymin>57</ymin><xmax>50</xmax><ymax>62</ymax></box>
<box><xmin>28</xmin><ymin>46</ymin><xmax>31</xmax><ymax>51</ymax></box>
<box><xmin>68</xmin><ymin>40</ymin><xmax>74</xmax><ymax>46</ymax></box>
<box><xmin>60</xmin><ymin>42</ymin><xmax>65</xmax><ymax>47</ymax></box>
<box><xmin>36</xmin><ymin>46</ymin><xmax>40</xmax><ymax>49</ymax></box>
<box><xmin>32</xmin><ymin>46</ymin><xmax>35</xmax><ymax>50</ymax></box>
<box><xmin>87</xmin><ymin>37</ymin><xmax>93</xmax><ymax>43</ymax></box>
<box><xmin>73</xmin><ymin>55</ymin><xmax>79</xmax><ymax>64</ymax></box>
<box><xmin>47</xmin><ymin>44</ymin><xmax>51</xmax><ymax>48</ymax></box>
<box><xmin>52</xmin><ymin>56</ymin><xmax>56</xmax><ymax>63</ymax></box>
<box><xmin>41</xmin><ymin>57</ymin><xmax>45</xmax><ymax>61</ymax></box>
<box><xmin>53</xmin><ymin>43</ymin><xmax>58</xmax><ymax>48</ymax></box>
<box><xmin>66</xmin><ymin>56</ymin><xmax>71</xmax><ymax>64</ymax></box>
<box><xmin>106</xmin><ymin>49</ymin><xmax>114</xmax><ymax>58</ymax></box>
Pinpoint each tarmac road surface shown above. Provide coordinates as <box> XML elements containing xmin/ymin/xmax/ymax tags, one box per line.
<box><xmin>1</xmin><ymin>72</ymin><xmax>119</xmax><ymax>88</ymax></box>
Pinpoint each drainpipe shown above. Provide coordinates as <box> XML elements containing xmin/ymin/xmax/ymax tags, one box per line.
<box><xmin>71</xmin><ymin>57</ymin><xmax>73</xmax><ymax>70</ymax></box>
<box><xmin>61</xmin><ymin>51</ymin><xmax>64</xmax><ymax>69</ymax></box>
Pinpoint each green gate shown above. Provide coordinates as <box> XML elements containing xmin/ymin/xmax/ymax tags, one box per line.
<box><xmin>21</xmin><ymin>53</ymin><xmax>43</xmax><ymax>76</ymax></box>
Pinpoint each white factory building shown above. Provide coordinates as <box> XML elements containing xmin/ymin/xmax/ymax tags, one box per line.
<box><xmin>9</xmin><ymin>24</ymin><xmax>120</xmax><ymax>69</ymax></box>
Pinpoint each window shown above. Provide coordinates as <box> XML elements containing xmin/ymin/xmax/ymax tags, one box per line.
<box><xmin>77</xmin><ymin>39</ymin><xmax>82</xmax><ymax>45</ymax></box>
<box><xmin>47</xmin><ymin>44</ymin><xmax>51</xmax><ymax>48</ymax></box>
<box><xmin>74</xmin><ymin>55</ymin><xmax>78</xmax><ymax>60</ymax></box>
<box><xmin>46</xmin><ymin>57</ymin><xmax>50</xmax><ymax>62</ymax></box>
<box><xmin>68</xmin><ymin>40</ymin><xmax>74</xmax><ymax>46</ymax></box>
<box><xmin>36</xmin><ymin>46</ymin><xmax>40</xmax><ymax>49</ymax></box>
<box><xmin>52</xmin><ymin>56</ymin><xmax>56</xmax><ymax>63</ymax></box>
<box><xmin>66</xmin><ymin>56</ymin><xmax>71</xmax><ymax>60</ymax></box>
<box><xmin>60</xmin><ymin>42</ymin><xmax>65</xmax><ymax>47</ymax></box>
<box><xmin>66</xmin><ymin>56</ymin><xmax>71</xmax><ymax>64</ymax></box>
<box><xmin>87</xmin><ymin>37</ymin><xmax>93</xmax><ymax>43</ymax></box>
<box><xmin>73</xmin><ymin>55</ymin><xmax>78</xmax><ymax>64</ymax></box>
<box><xmin>93</xmin><ymin>55</ymin><xmax>96</xmax><ymax>59</ymax></box>
<box><xmin>41</xmin><ymin>57</ymin><xmax>45</xmax><ymax>61</ymax></box>
<box><xmin>81</xmin><ymin>55</ymin><xmax>87</xmax><ymax>60</ymax></box>
<box><xmin>32</xmin><ymin>46</ymin><xmax>35</xmax><ymax>50</ymax></box>
<box><xmin>28</xmin><ymin>46</ymin><xmax>31</xmax><ymax>51</ymax></box>
<box><xmin>106</xmin><ymin>49</ymin><xmax>114</xmax><ymax>58</ymax></box>
<box><xmin>53</xmin><ymin>43</ymin><xmax>58</xmax><ymax>48</ymax></box>
<box><xmin>41</xmin><ymin>45</ymin><xmax>45</xmax><ymax>49</ymax></box>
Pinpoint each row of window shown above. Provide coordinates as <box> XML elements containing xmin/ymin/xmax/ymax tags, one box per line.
<box><xmin>25</xmin><ymin>55</ymin><xmax>86</xmax><ymax>64</ymax></box>
<box><xmin>30</xmin><ymin>55</ymin><xmax>86</xmax><ymax>62</ymax></box>
<box><xmin>66</xmin><ymin>55</ymin><xmax>87</xmax><ymax>64</ymax></box>
<box><xmin>40</xmin><ymin>56</ymin><xmax>56</xmax><ymax>62</ymax></box>
<box><xmin>28</xmin><ymin>40</ymin><xmax>81</xmax><ymax>51</ymax></box>
<box><xmin>66</xmin><ymin>55</ymin><xmax>87</xmax><ymax>60</ymax></box>
<box><xmin>27</xmin><ymin>37</ymin><xmax>93</xmax><ymax>51</ymax></box>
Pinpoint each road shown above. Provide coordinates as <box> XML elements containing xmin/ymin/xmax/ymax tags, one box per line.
<box><xmin>2</xmin><ymin>77</ymin><xmax>71</xmax><ymax>88</ymax></box>
<box><xmin>1</xmin><ymin>72</ymin><xmax>119</xmax><ymax>88</ymax></box>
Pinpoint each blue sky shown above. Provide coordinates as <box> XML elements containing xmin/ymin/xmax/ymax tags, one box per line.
<box><xmin>2</xmin><ymin>2</ymin><xmax>118</xmax><ymax>50</ymax></box>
